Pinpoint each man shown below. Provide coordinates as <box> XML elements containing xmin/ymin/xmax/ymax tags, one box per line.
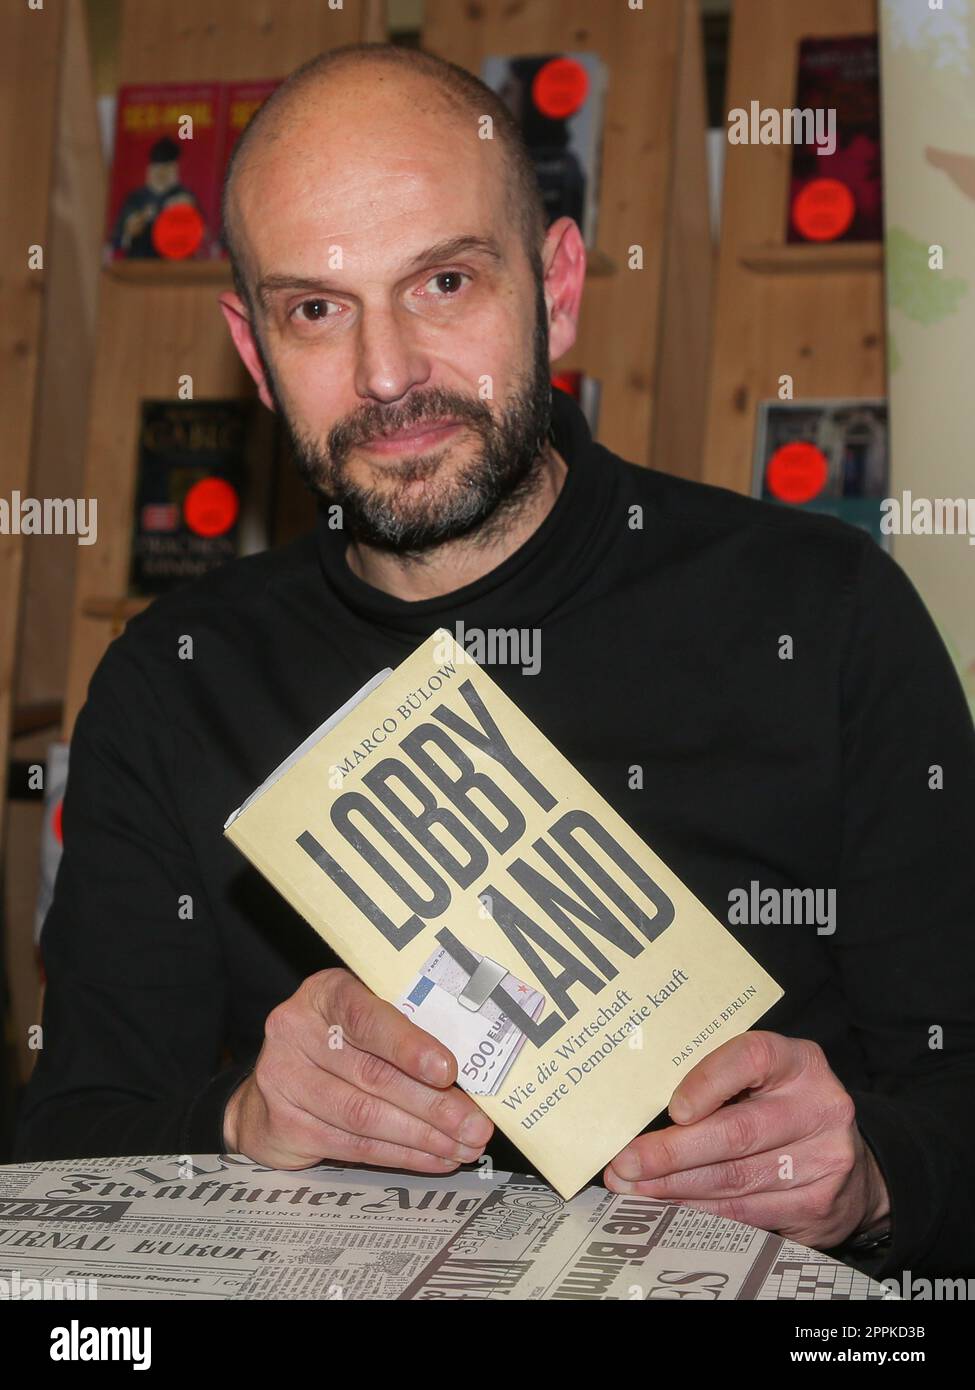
<box><xmin>17</xmin><ymin>44</ymin><xmax>975</xmax><ymax>1283</ymax></box>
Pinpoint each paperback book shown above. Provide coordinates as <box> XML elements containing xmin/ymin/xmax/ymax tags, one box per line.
<box><xmin>224</xmin><ymin>631</ymin><xmax>783</xmax><ymax>1198</ymax></box>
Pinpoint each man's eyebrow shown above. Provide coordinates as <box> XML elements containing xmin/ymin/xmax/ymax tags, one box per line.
<box><xmin>255</xmin><ymin>236</ymin><xmax>504</xmax><ymax>309</ymax></box>
<box><xmin>401</xmin><ymin>235</ymin><xmax>504</xmax><ymax>274</ymax></box>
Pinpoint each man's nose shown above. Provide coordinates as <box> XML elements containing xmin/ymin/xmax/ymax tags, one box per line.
<box><xmin>353</xmin><ymin>304</ymin><xmax>431</xmax><ymax>404</ymax></box>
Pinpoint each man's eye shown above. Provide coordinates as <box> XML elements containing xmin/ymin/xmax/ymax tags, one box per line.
<box><xmin>424</xmin><ymin>271</ymin><xmax>471</xmax><ymax>298</ymax></box>
<box><xmin>293</xmin><ymin>299</ymin><xmax>334</xmax><ymax>322</ymax></box>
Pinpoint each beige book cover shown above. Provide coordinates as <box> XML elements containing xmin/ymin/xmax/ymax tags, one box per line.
<box><xmin>224</xmin><ymin>629</ymin><xmax>783</xmax><ymax>1199</ymax></box>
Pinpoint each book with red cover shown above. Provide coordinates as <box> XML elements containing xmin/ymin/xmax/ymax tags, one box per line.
<box><xmin>222</xmin><ymin>79</ymin><xmax>281</xmax><ymax>162</ymax></box>
<box><xmin>786</xmin><ymin>35</ymin><xmax>882</xmax><ymax>244</ymax></box>
<box><xmin>216</xmin><ymin>79</ymin><xmax>282</xmax><ymax>255</ymax></box>
<box><xmin>105</xmin><ymin>83</ymin><xmax>225</xmax><ymax>262</ymax></box>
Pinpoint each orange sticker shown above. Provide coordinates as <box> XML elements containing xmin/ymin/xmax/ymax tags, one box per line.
<box><xmin>791</xmin><ymin>178</ymin><xmax>856</xmax><ymax>242</ymax></box>
<box><xmin>766</xmin><ymin>442</ymin><xmax>829</xmax><ymax>504</ymax></box>
<box><xmin>52</xmin><ymin>798</ymin><xmax>63</xmax><ymax>845</ymax></box>
<box><xmin>152</xmin><ymin>202</ymin><xmax>205</xmax><ymax>259</ymax></box>
<box><xmin>532</xmin><ymin>57</ymin><xmax>589</xmax><ymax>120</ymax></box>
<box><xmin>183</xmin><ymin>477</ymin><xmax>239</xmax><ymax>537</ymax></box>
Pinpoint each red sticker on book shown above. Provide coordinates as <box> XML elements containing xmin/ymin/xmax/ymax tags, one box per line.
<box><xmin>52</xmin><ymin>798</ymin><xmax>63</xmax><ymax>846</ymax></box>
<box><xmin>532</xmin><ymin>58</ymin><xmax>589</xmax><ymax>119</ymax></box>
<box><xmin>183</xmin><ymin>477</ymin><xmax>239</xmax><ymax>537</ymax></box>
<box><xmin>791</xmin><ymin>178</ymin><xmax>855</xmax><ymax>242</ymax></box>
<box><xmin>766</xmin><ymin>442</ymin><xmax>829</xmax><ymax>503</ymax></box>
<box><xmin>152</xmin><ymin>202</ymin><xmax>205</xmax><ymax>259</ymax></box>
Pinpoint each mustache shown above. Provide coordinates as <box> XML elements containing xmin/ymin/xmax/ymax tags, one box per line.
<box><xmin>327</xmin><ymin>392</ymin><xmax>495</xmax><ymax>457</ymax></box>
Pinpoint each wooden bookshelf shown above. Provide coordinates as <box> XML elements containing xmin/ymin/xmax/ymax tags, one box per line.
<box><xmin>702</xmin><ymin>0</ymin><xmax>884</xmax><ymax>496</ymax></box>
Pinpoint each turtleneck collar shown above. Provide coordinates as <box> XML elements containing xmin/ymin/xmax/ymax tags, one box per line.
<box><xmin>314</xmin><ymin>386</ymin><xmax>616</xmax><ymax>639</ymax></box>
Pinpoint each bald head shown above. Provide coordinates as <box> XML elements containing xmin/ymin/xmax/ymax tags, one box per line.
<box><xmin>221</xmin><ymin>42</ymin><xmax>547</xmax><ymax>315</ymax></box>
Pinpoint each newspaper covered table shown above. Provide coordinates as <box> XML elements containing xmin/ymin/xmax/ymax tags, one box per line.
<box><xmin>0</xmin><ymin>1155</ymin><xmax>892</xmax><ymax>1300</ymax></box>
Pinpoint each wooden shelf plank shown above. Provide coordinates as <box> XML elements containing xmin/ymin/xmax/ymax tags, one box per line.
<box><xmin>104</xmin><ymin>259</ymin><xmax>234</xmax><ymax>286</ymax></box>
<box><xmin>738</xmin><ymin>241</ymin><xmax>883</xmax><ymax>274</ymax></box>
<box><xmin>81</xmin><ymin>596</ymin><xmax>153</xmax><ymax>621</ymax></box>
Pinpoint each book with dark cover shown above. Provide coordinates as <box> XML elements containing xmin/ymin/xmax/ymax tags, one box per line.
<box><xmin>787</xmin><ymin>35</ymin><xmax>882</xmax><ymax>244</ymax></box>
<box><xmin>480</xmin><ymin>53</ymin><xmax>608</xmax><ymax>247</ymax></box>
<box><xmin>129</xmin><ymin>399</ymin><xmax>274</xmax><ymax>595</ymax></box>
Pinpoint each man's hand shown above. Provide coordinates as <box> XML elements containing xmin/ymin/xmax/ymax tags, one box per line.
<box><xmin>223</xmin><ymin>968</ymin><xmax>494</xmax><ymax>1172</ymax></box>
<box><xmin>604</xmin><ymin>1031</ymin><xmax>890</xmax><ymax>1250</ymax></box>
<box><xmin>122</xmin><ymin>208</ymin><xmax>151</xmax><ymax>241</ymax></box>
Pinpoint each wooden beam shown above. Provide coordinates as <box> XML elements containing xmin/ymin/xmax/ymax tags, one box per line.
<box><xmin>0</xmin><ymin>0</ymin><xmax>65</xmax><ymax>849</ymax></box>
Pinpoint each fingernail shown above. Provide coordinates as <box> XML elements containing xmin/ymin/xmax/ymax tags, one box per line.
<box><xmin>670</xmin><ymin>1097</ymin><xmax>692</xmax><ymax>1122</ymax></box>
<box><xmin>454</xmin><ymin>1143</ymin><xmax>485</xmax><ymax>1162</ymax></box>
<box><xmin>611</xmin><ymin>1147</ymin><xmax>642</xmax><ymax>1181</ymax></box>
<box><xmin>421</xmin><ymin>1053</ymin><xmax>450</xmax><ymax>1085</ymax></box>
<box><xmin>608</xmin><ymin>1176</ymin><xmax>636</xmax><ymax>1194</ymax></box>
<box><xmin>460</xmin><ymin>1112</ymin><xmax>493</xmax><ymax>1145</ymax></box>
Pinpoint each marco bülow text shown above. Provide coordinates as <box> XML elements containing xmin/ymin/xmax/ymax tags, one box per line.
<box><xmin>0</xmin><ymin>491</ymin><xmax>97</xmax><ymax>545</ymax></box>
<box><xmin>331</xmin><ymin>662</ymin><xmax>458</xmax><ymax>779</ymax></box>
<box><xmin>299</xmin><ymin>676</ymin><xmax>677</xmax><ymax>1048</ymax></box>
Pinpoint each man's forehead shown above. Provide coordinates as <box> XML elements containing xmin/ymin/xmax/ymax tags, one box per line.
<box><xmin>230</xmin><ymin>72</ymin><xmax>518</xmax><ymax>297</ymax></box>
<box><xmin>242</xmin><ymin>119</ymin><xmax>496</xmax><ymax>218</ymax></box>
<box><xmin>242</xmin><ymin>158</ymin><xmax>509</xmax><ymax>283</ymax></box>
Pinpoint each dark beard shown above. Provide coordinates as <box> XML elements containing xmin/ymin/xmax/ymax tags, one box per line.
<box><xmin>260</xmin><ymin>279</ymin><xmax>554</xmax><ymax>555</ymax></box>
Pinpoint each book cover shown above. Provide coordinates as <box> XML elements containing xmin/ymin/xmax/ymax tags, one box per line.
<box><xmin>34</xmin><ymin>740</ymin><xmax>69</xmax><ymax>946</ymax></box>
<box><xmin>753</xmin><ymin>399</ymin><xmax>889</xmax><ymax>548</ymax></box>
<box><xmin>105</xmin><ymin>83</ymin><xmax>225</xmax><ymax>262</ymax></box>
<box><xmin>129</xmin><ymin>399</ymin><xmax>274</xmax><ymax>595</ymax></box>
<box><xmin>480</xmin><ymin>53</ymin><xmax>607</xmax><ymax>248</ymax></box>
<box><xmin>224</xmin><ymin>631</ymin><xmax>783</xmax><ymax>1199</ymax></box>
<box><xmin>220</xmin><ymin>79</ymin><xmax>282</xmax><ymax>164</ymax></box>
<box><xmin>787</xmin><ymin>35</ymin><xmax>882</xmax><ymax>244</ymax></box>
<box><xmin>551</xmin><ymin>370</ymin><xmax>601</xmax><ymax>437</ymax></box>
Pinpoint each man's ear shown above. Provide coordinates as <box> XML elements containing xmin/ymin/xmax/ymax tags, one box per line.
<box><xmin>542</xmin><ymin>217</ymin><xmax>586</xmax><ymax>363</ymax></box>
<box><xmin>218</xmin><ymin>292</ymin><xmax>277</xmax><ymax>412</ymax></box>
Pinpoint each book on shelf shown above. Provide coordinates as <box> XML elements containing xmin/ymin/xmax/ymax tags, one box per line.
<box><xmin>787</xmin><ymin>35</ymin><xmax>882</xmax><ymax>245</ymax></box>
<box><xmin>129</xmin><ymin>398</ymin><xmax>276</xmax><ymax>595</ymax></box>
<box><xmin>481</xmin><ymin>53</ymin><xmax>608</xmax><ymax>249</ymax></box>
<box><xmin>104</xmin><ymin>79</ymin><xmax>282</xmax><ymax>264</ymax></box>
<box><xmin>551</xmin><ymin>370</ymin><xmax>601</xmax><ymax>436</ymax></box>
<box><xmin>105</xmin><ymin>83</ymin><xmax>226</xmax><ymax>262</ymax></box>
<box><xmin>752</xmin><ymin>398</ymin><xmax>889</xmax><ymax>548</ymax></box>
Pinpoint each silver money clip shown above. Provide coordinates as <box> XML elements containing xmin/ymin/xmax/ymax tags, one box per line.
<box><xmin>458</xmin><ymin>955</ymin><xmax>508</xmax><ymax>1011</ymax></box>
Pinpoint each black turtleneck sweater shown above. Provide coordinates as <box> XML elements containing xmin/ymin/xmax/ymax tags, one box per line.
<box><xmin>15</xmin><ymin>389</ymin><xmax>975</xmax><ymax>1281</ymax></box>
